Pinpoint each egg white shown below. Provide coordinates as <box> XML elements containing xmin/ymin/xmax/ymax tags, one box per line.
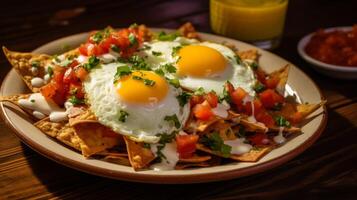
<box><xmin>139</xmin><ymin>38</ymin><xmax>257</xmax><ymax>96</ymax></box>
<box><xmin>83</xmin><ymin>62</ymin><xmax>190</xmax><ymax>143</ymax></box>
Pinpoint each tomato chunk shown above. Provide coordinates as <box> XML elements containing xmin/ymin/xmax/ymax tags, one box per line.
<box><xmin>244</xmin><ymin>99</ymin><xmax>263</xmax><ymax>116</ymax></box>
<box><xmin>248</xmin><ymin>132</ymin><xmax>270</xmax><ymax>146</ymax></box>
<box><xmin>176</xmin><ymin>134</ymin><xmax>199</xmax><ymax>159</ymax></box>
<box><xmin>231</xmin><ymin>87</ymin><xmax>247</xmax><ymax>106</ymax></box>
<box><xmin>74</xmin><ymin>67</ymin><xmax>88</xmax><ymax>82</ymax></box>
<box><xmin>290</xmin><ymin>112</ymin><xmax>303</xmax><ymax>125</ymax></box>
<box><xmin>255</xmin><ymin>111</ymin><xmax>275</xmax><ymax>127</ymax></box>
<box><xmin>190</xmin><ymin>95</ymin><xmax>204</xmax><ymax>107</ymax></box>
<box><xmin>193</xmin><ymin>102</ymin><xmax>214</xmax><ymax>121</ymax></box>
<box><xmin>205</xmin><ymin>92</ymin><xmax>218</xmax><ymax>108</ymax></box>
<box><xmin>265</xmin><ymin>76</ymin><xmax>280</xmax><ymax>89</ymax></box>
<box><xmin>259</xmin><ymin>89</ymin><xmax>284</xmax><ymax>109</ymax></box>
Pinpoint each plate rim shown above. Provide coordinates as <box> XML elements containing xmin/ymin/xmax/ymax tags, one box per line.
<box><xmin>0</xmin><ymin>29</ymin><xmax>328</xmax><ymax>184</ymax></box>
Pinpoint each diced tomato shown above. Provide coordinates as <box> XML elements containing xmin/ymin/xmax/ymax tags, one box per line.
<box><xmin>40</xmin><ymin>83</ymin><xmax>57</xmax><ymax>99</ymax></box>
<box><xmin>190</xmin><ymin>95</ymin><xmax>204</xmax><ymax>107</ymax></box>
<box><xmin>63</xmin><ymin>68</ymin><xmax>78</xmax><ymax>84</ymax></box>
<box><xmin>248</xmin><ymin>132</ymin><xmax>270</xmax><ymax>146</ymax></box>
<box><xmin>205</xmin><ymin>92</ymin><xmax>218</xmax><ymax>108</ymax></box>
<box><xmin>259</xmin><ymin>89</ymin><xmax>284</xmax><ymax>109</ymax></box>
<box><xmin>79</xmin><ymin>43</ymin><xmax>91</xmax><ymax>56</ymax></box>
<box><xmin>193</xmin><ymin>102</ymin><xmax>214</xmax><ymax>121</ymax></box>
<box><xmin>244</xmin><ymin>99</ymin><xmax>263</xmax><ymax>116</ymax></box>
<box><xmin>176</xmin><ymin>134</ymin><xmax>199</xmax><ymax>159</ymax></box>
<box><xmin>265</xmin><ymin>76</ymin><xmax>280</xmax><ymax>89</ymax></box>
<box><xmin>255</xmin><ymin>111</ymin><xmax>275</xmax><ymax>127</ymax></box>
<box><xmin>74</xmin><ymin>67</ymin><xmax>88</xmax><ymax>82</ymax></box>
<box><xmin>255</xmin><ymin>69</ymin><xmax>266</xmax><ymax>84</ymax></box>
<box><xmin>290</xmin><ymin>112</ymin><xmax>303</xmax><ymax>124</ymax></box>
<box><xmin>231</xmin><ymin>87</ymin><xmax>247</xmax><ymax>106</ymax></box>
<box><xmin>68</xmin><ymin>60</ymin><xmax>79</xmax><ymax>68</ymax></box>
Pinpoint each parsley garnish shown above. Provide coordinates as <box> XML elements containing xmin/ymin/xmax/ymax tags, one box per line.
<box><xmin>200</xmin><ymin>132</ymin><xmax>232</xmax><ymax>158</ymax></box>
<box><xmin>194</xmin><ymin>87</ymin><xmax>205</xmax><ymax>95</ymax></box>
<box><xmin>92</xmin><ymin>32</ymin><xmax>104</xmax><ymax>44</ymax></box>
<box><xmin>167</xmin><ymin>78</ymin><xmax>180</xmax><ymax>88</ymax></box>
<box><xmin>47</xmin><ymin>66</ymin><xmax>53</xmax><ymax>77</ymax></box>
<box><xmin>69</xmin><ymin>96</ymin><xmax>84</xmax><ymax>105</ymax></box>
<box><xmin>164</xmin><ymin>114</ymin><xmax>181</xmax><ymax>129</ymax></box>
<box><xmin>157</xmin><ymin>31</ymin><xmax>179</xmax><ymax>41</ymax></box>
<box><xmin>162</xmin><ymin>63</ymin><xmax>176</xmax><ymax>73</ymax></box>
<box><xmin>275</xmin><ymin>116</ymin><xmax>291</xmax><ymax>127</ymax></box>
<box><xmin>128</xmin><ymin>33</ymin><xmax>138</xmax><ymax>47</ymax></box>
<box><xmin>235</xmin><ymin>55</ymin><xmax>242</xmax><ymax>65</ymax></box>
<box><xmin>254</xmin><ymin>82</ymin><xmax>266</xmax><ymax>93</ymax></box>
<box><xmin>176</xmin><ymin>92</ymin><xmax>192</xmax><ymax>107</ymax></box>
<box><xmin>250</xmin><ymin>61</ymin><xmax>258</xmax><ymax>70</ymax></box>
<box><xmin>31</xmin><ymin>61</ymin><xmax>40</xmax><ymax>68</ymax></box>
<box><xmin>110</xmin><ymin>44</ymin><xmax>120</xmax><ymax>52</ymax></box>
<box><xmin>152</xmin><ymin>51</ymin><xmax>162</xmax><ymax>56</ymax></box>
<box><xmin>83</xmin><ymin>56</ymin><xmax>100</xmax><ymax>71</ymax></box>
<box><xmin>171</xmin><ymin>46</ymin><xmax>182</xmax><ymax>56</ymax></box>
<box><xmin>114</xmin><ymin>65</ymin><xmax>132</xmax><ymax>83</ymax></box>
<box><xmin>118</xmin><ymin>110</ymin><xmax>129</xmax><ymax>122</ymax></box>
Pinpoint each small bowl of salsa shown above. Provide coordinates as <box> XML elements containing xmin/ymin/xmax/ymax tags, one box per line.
<box><xmin>298</xmin><ymin>26</ymin><xmax>357</xmax><ymax>79</ymax></box>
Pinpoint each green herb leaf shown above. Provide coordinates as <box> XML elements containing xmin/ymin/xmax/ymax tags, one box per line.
<box><xmin>128</xmin><ymin>55</ymin><xmax>151</xmax><ymax>70</ymax></box>
<box><xmin>114</xmin><ymin>65</ymin><xmax>132</xmax><ymax>83</ymax></box>
<box><xmin>110</xmin><ymin>44</ymin><xmax>120</xmax><ymax>52</ymax></box>
<box><xmin>164</xmin><ymin>114</ymin><xmax>181</xmax><ymax>129</ymax></box>
<box><xmin>128</xmin><ymin>33</ymin><xmax>138</xmax><ymax>47</ymax></box>
<box><xmin>176</xmin><ymin>92</ymin><xmax>192</xmax><ymax>107</ymax></box>
<box><xmin>84</xmin><ymin>56</ymin><xmax>100</xmax><ymax>71</ymax></box>
<box><xmin>235</xmin><ymin>55</ymin><xmax>242</xmax><ymax>65</ymax></box>
<box><xmin>275</xmin><ymin>116</ymin><xmax>291</xmax><ymax>127</ymax></box>
<box><xmin>152</xmin><ymin>51</ymin><xmax>162</xmax><ymax>56</ymax></box>
<box><xmin>143</xmin><ymin>79</ymin><xmax>155</xmax><ymax>86</ymax></box>
<box><xmin>167</xmin><ymin>78</ymin><xmax>180</xmax><ymax>88</ymax></box>
<box><xmin>118</xmin><ymin>110</ymin><xmax>129</xmax><ymax>122</ymax></box>
<box><xmin>47</xmin><ymin>66</ymin><xmax>53</xmax><ymax>76</ymax></box>
<box><xmin>31</xmin><ymin>61</ymin><xmax>40</xmax><ymax>68</ymax></box>
<box><xmin>157</xmin><ymin>131</ymin><xmax>177</xmax><ymax>144</ymax></box>
<box><xmin>254</xmin><ymin>82</ymin><xmax>266</xmax><ymax>93</ymax></box>
<box><xmin>250</xmin><ymin>61</ymin><xmax>258</xmax><ymax>70</ymax></box>
<box><xmin>162</xmin><ymin>63</ymin><xmax>176</xmax><ymax>73</ymax></box>
<box><xmin>30</xmin><ymin>99</ymin><xmax>35</xmax><ymax>103</ymax></box>
<box><xmin>158</xmin><ymin>31</ymin><xmax>179</xmax><ymax>41</ymax></box>
<box><xmin>171</xmin><ymin>45</ymin><xmax>182</xmax><ymax>56</ymax></box>
<box><xmin>91</xmin><ymin>31</ymin><xmax>104</xmax><ymax>44</ymax></box>
<box><xmin>194</xmin><ymin>87</ymin><xmax>205</xmax><ymax>95</ymax></box>
<box><xmin>200</xmin><ymin>132</ymin><xmax>231</xmax><ymax>158</ymax></box>
<box><xmin>69</xmin><ymin>96</ymin><xmax>84</xmax><ymax>105</ymax></box>
<box><xmin>154</xmin><ymin>68</ymin><xmax>165</xmax><ymax>76</ymax></box>
<box><xmin>219</xmin><ymin>82</ymin><xmax>231</xmax><ymax>103</ymax></box>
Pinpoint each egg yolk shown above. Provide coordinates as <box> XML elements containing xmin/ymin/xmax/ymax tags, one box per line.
<box><xmin>116</xmin><ymin>71</ymin><xmax>169</xmax><ymax>104</ymax></box>
<box><xmin>177</xmin><ymin>45</ymin><xmax>227</xmax><ymax>77</ymax></box>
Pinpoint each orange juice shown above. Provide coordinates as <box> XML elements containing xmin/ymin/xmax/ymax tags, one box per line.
<box><xmin>210</xmin><ymin>0</ymin><xmax>288</xmax><ymax>49</ymax></box>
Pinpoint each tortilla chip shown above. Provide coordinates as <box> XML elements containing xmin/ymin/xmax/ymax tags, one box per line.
<box><xmin>102</xmin><ymin>155</ymin><xmax>131</xmax><ymax>166</ymax></box>
<box><xmin>34</xmin><ymin>118</ymin><xmax>82</xmax><ymax>151</ymax></box>
<box><xmin>69</xmin><ymin>108</ymin><xmax>97</xmax><ymax>125</ymax></box>
<box><xmin>269</xmin><ymin>126</ymin><xmax>301</xmax><ymax>133</ymax></box>
<box><xmin>270</xmin><ymin>65</ymin><xmax>290</xmax><ymax>95</ymax></box>
<box><xmin>196</xmin><ymin>144</ymin><xmax>272</xmax><ymax>162</ymax></box>
<box><xmin>297</xmin><ymin>100</ymin><xmax>326</xmax><ymax>119</ymax></box>
<box><xmin>3</xmin><ymin>47</ymin><xmax>50</xmax><ymax>92</ymax></box>
<box><xmin>240</xmin><ymin>118</ymin><xmax>268</xmax><ymax>133</ymax></box>
<box><xmin>236</xmin><ymin>49</ymin><xmax>259</xmax><ymax>61</ymax></box>
<box><xmin>73</xmin><ymin>123</ymin><xmax>123</xmax><ymax>157</ymax></box>
<box><xmin>175</xmin><ymin>162</ymin><xmax>211</xmax><ymax>170</ymax></box>
<box><xmin>179</xmin><ymin>154</ymin><xmax>211</xmax><ymax>163</ymax></box>
<box><xmin>123</xmin><ymin>136</ymin><xmax>155</xmax><ymax>170</ymax></box>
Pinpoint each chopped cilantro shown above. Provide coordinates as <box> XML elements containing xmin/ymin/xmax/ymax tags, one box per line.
<box><xmin>167</xmin><ymin>78</ymin><xmax>180</xmax><ymax>88</ymax></box>
<box><xmin>30</xmin><ymin>99</ymin><xmax>35</xmax><ymax>103</ymax></box>
<box><xmin>275</xmin><ymin>116</ymin><xmax>291</xmax><ymax>127</ymax></box>
<box><xmin>143</xmin><ymin>79</ymin><xmax>155</xmax><ymax>86</ymax></box>
<box><xmin>250</xmin><ymin>61</ymin><xmax>258</xmax><ymax>70</ymax></box>
<box><xmin>128</xmin><ymin>55</ymin><xmax>150</xmax><ymax>70</ymax></box>
<box><xmin>219</xmin><ymin>82</ymin><xmax>231</xmax><ymax>103</ymax></box>
<box><xmin>31</xmin><ymin>61</ymin><xmax>40</xmax><ymax>68</ymax></box>
<box><xmin>171</xmin><ymin>45</ymin><xmax>182</xmax><ymax>56</ymax></box>
<box><xmin>176</xmin><ymin>92</ymin><xmax>192</xmax><ymax>107</ymax></box>
<box><xmin>152</xmin><ymin>51</ymin><xmax>162</xmax><ymax>56</ymax></box>
<box><xmin>235</xmin><ymin>55</ymin><xmax>242</xmax><ymax>65</ymax></box>
<box><xmin>254</xmin><ymin>82</ymin><xmax>266</xmax><ymax>93</ymax></box>
<box><xmin>118</xmin><ymin>110</ymin><xmax>129</xmax><ymax>122</ymax></box>
<box><xmin>110</xmin><ymin>44</ymin><xmax>120</xmax><ymax>52</ymax></box>
<box><xmin>83</xmin><ymin>56</ymin><xmax>100</xmax><ymax>71</ymax></box>
<box><xmin>140</xmin><ymin>44</ymin><xmax>151</xmax><ymax>51</ymax></box>
<box><xmin>69</xmin><ymin>96</ymin><xmax>84</xmax><ymax>105</ymax></box>
<box><xmin>194</xmin><ymin>87</ymin><xmax>205</xmax><ymax>95</ymax></box>
<box><xmin>157</xmin><ymin>131</ymin><xmax>177</xmax><ymax>144</ymax></box>
<box><xmin>164</xmin><ymin>114</ymin><xmax>181</xmax><ymax>129</ymax></box>
<box><xmin>128</xmin><ymin>33</ymin><xmax>138</xmax><ymax>47</ymax></box>
<box><xmin>47</xmin><ymin>66</ymin><xmax>53</xmax><ymax>76</ymax></box>
<box><xmin>154</xmin><ymin>68</ymin><xmax>165</xmax><ymax>76</ymax></box>
<box><xmin>199</xmin><ymin>132</ymin><xmax>231</xmax><ymax>158</ymax></box>
<box><xmin>162</xmin><ymin>63</ymin><xmax>176</xmax><ymax>73</ymax></box>
<box><xmin>60</xmin><ymin>59</ymin><xmax>72</xmax><ymax>67</ymax></box>
<box><xmin>92</xmin><ymin>31</ymin><xmax>104</xmax><ymax>44</ymax></box>
<box><xmin>114</xmin><ymin>65</ymin><xmax>132</xmax><ymax>83</ymax></box>
<box><xmin>157</xmin><ymin>31</ymin><xmax>179</xmax><ymax>41</ymax></box>
<box><xmin>52</xmin><ymin>55</ymin><xmax>61</xmax><ymax>63</ymax></box>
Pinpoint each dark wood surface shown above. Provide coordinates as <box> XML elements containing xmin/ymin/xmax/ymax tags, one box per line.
<box><xmin>1</xmin><ymin>0</ymin><xmax>356</xmax><ymax>199</ymax></box>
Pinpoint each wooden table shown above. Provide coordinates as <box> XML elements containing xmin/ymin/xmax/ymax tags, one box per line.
<box><xmin>1</xmin><ymin>0</ymin><xmax>356</xmax><ymax>199</ymax></box>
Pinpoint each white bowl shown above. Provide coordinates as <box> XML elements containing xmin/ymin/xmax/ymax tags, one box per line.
<box><xmin>297</xmin><ymin>26</ymin><xmax>357</xmax><ymax>80</ymax></box>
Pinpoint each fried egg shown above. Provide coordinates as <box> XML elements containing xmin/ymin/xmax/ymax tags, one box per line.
<box><xmin>139</xmin><ymin>38</ymin><xmax>257</xmax><ymax>95</ymax></box>
<box><xmin>83</xmin><ymin>62</ymin><xmax>190</xmax><ymax>143</ymax></box>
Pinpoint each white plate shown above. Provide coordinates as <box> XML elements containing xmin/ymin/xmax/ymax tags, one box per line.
<box><xmin>297</xmin><ymin>26</ymin><xmax>357</xmax><ymax>80</ymax></box>
<box><xmin>0</xmin><ymin>29</ymin><xmax>327</xmax><ymax>183</ymax></box>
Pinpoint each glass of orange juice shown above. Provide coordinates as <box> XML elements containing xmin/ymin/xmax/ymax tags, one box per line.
<box><xmin>210</xmin><ymin>0</ymin><xmax>289</xmax><ymax>49</ymax></box>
